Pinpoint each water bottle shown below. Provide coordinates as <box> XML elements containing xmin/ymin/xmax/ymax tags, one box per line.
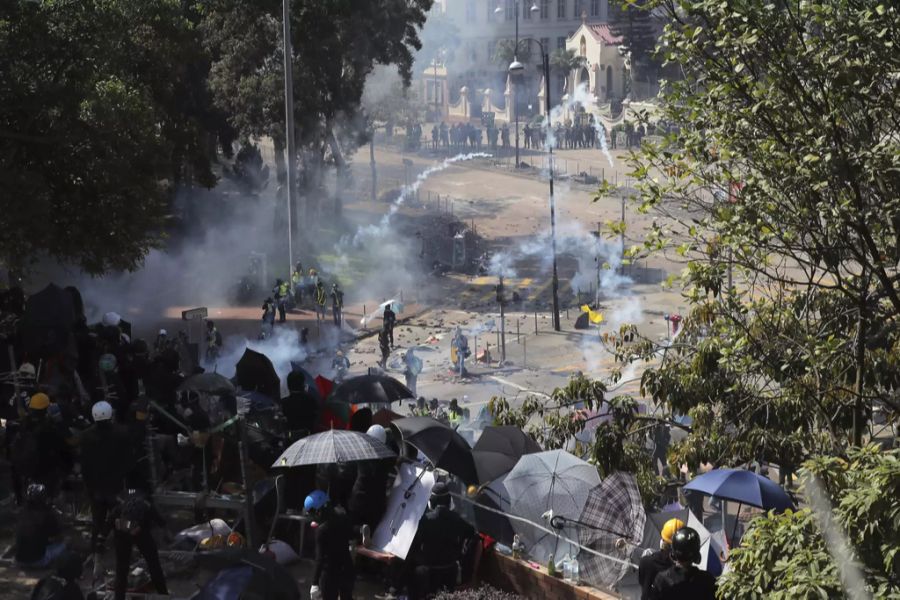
<box><xmin>571</xmin><ymin>556</ymin><xmax>580</xmax><ymax>584</ymax></box>
<box><xmin>547</xmin><ymin>552</ymin><xmax>556</xmax><ymax>577</ymax></box>
<box><xmin>562</xmin><ymin>554</ymin><xmax>573</xmax><ymax>583</ymax></box>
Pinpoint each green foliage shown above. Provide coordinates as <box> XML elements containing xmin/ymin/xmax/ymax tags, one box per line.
<box><xmin>622</xmin><ymin>0</ymin><xmax>900</xmax><ymax>474</ymax></box>
<box><xmin>609</xmin><ymin>0</ymin><xmax>658</xmax><ymax>82</ymax></box>
<box><xmin>488</xmin><ymin>374</ymin><xmax>664</xmax><ymax>508</ymax></box>
<box><xmin>549</xmin><ymin>48</ymin><xmax>587</xmax><ymax>74</ymax></box>
<box><xmin>718</xmin><ymin>446</ymin><xmax>900</xmax><ymax>599</ymax></box>
<box><xmin>0</xmin><ymin>0</ymin><xmax>221</xmax><ymax>274</ymax></box>
<box><xmin>493</xmin><ymin>39</ymin><xmax>533</xmax><ymax>66</ymax></box>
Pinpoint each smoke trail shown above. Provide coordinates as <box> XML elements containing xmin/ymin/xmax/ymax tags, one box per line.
<box><xmin>542</xmin><ymin>82</ymin><xmax>614</xmax><ymax>168</ymax></box>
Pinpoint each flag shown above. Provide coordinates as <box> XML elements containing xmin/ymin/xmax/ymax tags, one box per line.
<box><xmin>581</xmin><ymin>305</ymin><xmax>604</xmax><ymax>324</ymax></box>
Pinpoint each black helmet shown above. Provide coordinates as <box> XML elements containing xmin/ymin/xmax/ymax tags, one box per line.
<box><xmin>670</xmin><ymin>527</ymin><xmax>702</xmax><ymax>564</ymax></box>
<box><xmin>25</xmin><ymin>483</ymin><xmax>48</xmax><ymax>505</ymax></box>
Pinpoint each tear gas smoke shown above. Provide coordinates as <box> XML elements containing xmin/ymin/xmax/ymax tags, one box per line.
<box><xmin>544</xmin><ymin>82</ymin><xmax>614</xmax><ymax>168</ymax></box>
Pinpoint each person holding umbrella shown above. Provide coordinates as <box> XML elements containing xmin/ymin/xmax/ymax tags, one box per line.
<box><xmin>650</xmin><ymin>527</ymin><xmax>716</xmax><ymax>599</ymax></box>
<box><xmin>306</xmin><ymin>490</ymin><xmax>355</xmax><ymax>600</ymax></box>
<box><xmin>639</xmin><ymin>518</ymin><xmax>684</xmax><ymax>600</ymax></box>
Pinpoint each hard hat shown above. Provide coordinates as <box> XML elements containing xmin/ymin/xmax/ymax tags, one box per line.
<box><xmin>304</xmin><ymin>490</ymin><xmax>329</xmax><ymax>513</ymax></box>
<box><xmin>17</xmin><ymin>363</ymin><xmax>36</xmax><ymax>379</ymax></box>
<box><xmin>102</xmin><ymin>312</ymin><xmax>122</xmax><ymax>327</ymax></box>
<box><xmin>661</xmin><ymin>518</ymin><xmax>686</xmax><ymax>544</ymax></box>
<box><xmin>92</xmin><ymin>401</ymin><xmax>114</xmax><ymax>422</ymax></box>
<box><xmin>670</xmin><ymin>527</ymin><xmax>702</xmax><ymax>564</ymax></box>
<box><xmin>159</xmin><ymin>329</ymin><xmax>167</xmax><ymax>336</ymax></box>
<box><xmin>366</xmin><ymin>424</ymin><xmax>386</xmax><ymax>444</ymax></box>
<box><xmin>29</xmin><ymin>392</ymin><xmax>50</xmax><ymax>410</ymax></box>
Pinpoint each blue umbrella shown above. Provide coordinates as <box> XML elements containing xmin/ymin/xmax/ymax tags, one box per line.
<box><xmin>684</xmin><ymin>469</ymin><xmax>794</xmax><ymax>512</ymax></box>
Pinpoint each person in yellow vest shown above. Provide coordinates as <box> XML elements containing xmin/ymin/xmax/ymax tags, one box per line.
<box><xmin>273</xmin><ymin>278</ymin><xmax>290</xmax><ymax>323</ymax></box>
<box><xmin>291</xmin><ymin>268</ymin><xmax>303</xmax><ymax>305</ymax></box>
<box><xmin>314</xmin><ymin>281</ymin><xmax>328</xmax><ymax>322</ymax></box>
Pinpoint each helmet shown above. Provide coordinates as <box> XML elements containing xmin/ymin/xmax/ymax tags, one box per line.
<box><xmin>158</xmin><ymin>329</ymin><xmax>167</xmax><ymax>336</ymax></box>
<box><xmin>17</xmin><ymin>363</ymin><xmax>36</xmax><ymax>379</ymax></box>
<box><xmin>92</xmin><ymin>401</ymin><xmax>114</xmax><ymax>422</ymax></box>
<box><xmin>366</xmin><ymin>424</ymin><xmax>386</xmax><ymax>444</ymax></box>
<box><xmin>102</xmin><ymin>312</ymin><xmax>122</xmax><ymax>327</ymax></box>
<box><xmin>29</xmin><ymin>392</ymin><xmax>50</xmax><ymax>411</ymax></box>
<box><xmin>670</xmin><ymin>527</ymin><xmax>702</xmax><ymax>564</ymax></box>
<box><xmin>303</xmin><ymin>490</ymin><xmax>329</xmax><ymax>513</ymax></box>
<box><xmin>25</xmin><ymin>483</ymin><xmax>48</xmax><ymax>505</ymax></box>
<box><xmin>661</xmin><ymin>518</ymin><xmax>686</xmax><ymax>545</ymax></box>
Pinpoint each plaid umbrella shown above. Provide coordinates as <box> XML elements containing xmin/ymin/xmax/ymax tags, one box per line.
<box><xmin>578</xmin><ymin>471</ymin><xmax>646</xmax><ymax>588</ymax></box>
<box><xmin>272</xmin><ymin>429</ymin><xmax>395</xmax><ymax>468</ymax></box>
<box><xmin>505</xmin><ymin>450</ymin><xmax>601</xmax><ymax>563</ymax></box>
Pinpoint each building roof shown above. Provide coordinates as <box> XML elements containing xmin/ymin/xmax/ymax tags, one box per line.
<box><xmin>586</xmin><ymin>23</ymin><xmax>622</xmax><ymax>45</ymax></box>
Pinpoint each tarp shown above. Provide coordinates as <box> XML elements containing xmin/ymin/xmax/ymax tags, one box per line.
<box><xmin>372</xmin><ymin>463</ymin><xmax>436</xmax><ymax>560</ymax></box>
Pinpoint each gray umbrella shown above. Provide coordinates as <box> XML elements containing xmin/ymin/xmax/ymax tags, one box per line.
<box><xmin>505</xmin><ymin>450</ymin><xmax>601</xmax><ymax>563</ymax></box>
<box><xmin>578</xmin><ymin>471</ymin><xmax>646</xmax><ymax>588</ymax></box>
<box><xmin>178</xmin><ymin>372</ymin><xmax>235</xmax><ymax>395</ymax></box>
<box><xmin>272</xmin><ymin>429</ymin><xmax>396</xmax><ymax>468</ymax></box>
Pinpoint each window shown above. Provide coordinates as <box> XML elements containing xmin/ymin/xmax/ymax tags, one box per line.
<box><xmin>466</xmin><ymin>0</ymin><xmax>477</xmax><ymax>23</ymax></box>
<box><xmin>574</xmin><ymin>0</ymin><xmax>583</xmax><ymax>19</ymax></box>
<box><xmin>557</xmin><ymin>36</ymin><xmax>566</xmax><ymax>49</ymax></box>
<box><xmin>486</xmin><ymin>0</ymin><xmax>495</xmax><ymax>22</ymax></box>
<box><xmin>487</xmin><ymin>40</ymin><xmax>496</xmax><ymax>60</ymax></box>
<box><xmin>590</xmin><ymin>0</ymin><xmax>600</xmax><ymax>16</ymax></box>
<box><xmin>540</xmin><ymin>0</ymin><xmax>549</xmax><ymax>19</ymax></box>
<box><xmin>540</xmin><ymin>37</ymin><xmax>550</xmax><ymax>53</ymax></box>
<box><xmin>505</xmin><ymin>0</ymin><xmax>515</xmax><ymax>21</ymax></box>
<box><xmin>523</xmin><ymin>0</ymin><xmax>532</xmax><ymax>19</ymax></box>
<box><xmin>557</xmin><ymin>0</ymin><xmax>566</xmax><ymax>19</ymax></box>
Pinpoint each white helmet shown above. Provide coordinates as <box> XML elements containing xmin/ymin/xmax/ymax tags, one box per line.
<box><xmin>158</xmin><ymin>329</ymin><xmax>167</xmax><ymax>336</ymax></box>
<box><xmin>91</xmin><ymin>401</ymin><xmax>113</xmax><ymax>422</ymax></box>
<box><xmin>102</xmin><ymin>312</ymin><xmax>122</xmax><ymax>327</ymax></box>
<box><xmin>366</xmin><ymin>424</ymin><xmax>386</xmax><ymax>444</ymax></box>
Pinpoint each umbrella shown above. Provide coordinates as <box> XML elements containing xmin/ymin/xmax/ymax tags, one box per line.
<box><xmin>391</xmin><ymin>416</ymin><xmax>478</xmax><ymax>484</ymax></box>
<box><xmin>472</xmin><ymin>426</ymin><xmax>542</xmax><ymax>484</ymax></box>
<box><xmin>578</xmin><ymin>472</ymin><xmax>646</xmax><ymax>588</ymax></box>
<box><xmin>272</xmin><ymin>429</ymin><xmax>396</xmax><ymax>468</ymax></box>
<box><xmin>315</xmin><ymin>375</ymin><xmax>334</xmax><ymax>400</ymax></box>
<box><xmin>288</xmin><ymin>363</ymin><xmax>323</xmax><ymax>403</ymax></box>
<box><xmin>638</xmin><ymin>508</ymin><xmax>722</xmax><ymax>575</ymax></box>
<box><xmin>21</xmin><ymin>283</ymin><xmax>75</xmax><ymax>356</ymax></box>
<box><xmin>235</xmin><ymin>348</ymin><xmax>280</xmax><ymax>400</ymax></box>
<box><xmin>473</xmin><ymin>473</ymin><xmax>516</xmax><ymax>545</ymax></box>
<box><xmin>329</xmin><ymin>374</ymin><xmax>415</xmax><ymax>405</ymax></box>
<box><xmin>683</xmin><ymin>469</ymin><xmax>794</xmax><ymax>512</ymax></box>
<box><xmin>504</xmin><ymin>450</ymin><xmax>601</xmax><ymax>563</ymax></box>
<box><xmin>194</xmin><ymin>549</ymin><xmax>299</xmax><ymax>600</ymax></box>
<box><xmin>372</xmin><ymin>407</ymin><xmax>403</xmax><ymax>427</ymax></box>
<box><xmin>179</xmin><ymin>372</ymin><xmax>235</xmax><ymax>395</ymax></box>
<box><xmin>239</xmin><ymin>390</ymin><xmax>276</xmax><ymax>412</ymax></box>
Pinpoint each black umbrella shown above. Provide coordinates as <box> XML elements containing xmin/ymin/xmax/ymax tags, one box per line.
<box><xmin>391</xmin><ymin>416</ymin><xmax>478</xmax><ymax>484</ymax></box>
<box><xmin>329</xmin><ymin>374</ymin><xmax>415</xmax><ymax>405</ymax></box>
<box><xmin>21</xmin><ymin>283</ymin><xmax>75</xmax><ymax>356</ymax></box>
<box><xmin>473</xmin><ymin>474</ymin><xmax>516</xmax><ymax>545</ymax></box>
<box><xmin>472</xmin><ymin>425</ymin><xmax>542</xmax><ymax>484</ymax></box>
<box><xmin>235</xmin><ymin>348</ymin><xmax>280</xmax><ymax>400</ymax></box>
<box><xmin>178</xmin><ymin>372</ymin><xmax>235</xmax><ymax>395</ymax></box>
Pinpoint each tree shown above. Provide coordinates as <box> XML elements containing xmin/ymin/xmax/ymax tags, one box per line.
<box><xmin>549</xmin><ymin>48</ymin><xmax>587</xmax><ymax>94</ymax></box>
<box><xmin>718</xmin><ymin>446</ymin><xmax>900</xmax><ymax>598</ymax></box>
<box><xmin>492</xmin><ymin>39</ymin><xmax>533</xmax><ymax>67</ymax></box>
<box><xmin>611</xmin><ymin>0</ymin><xmax>900</xmax><ymax>476</ymax></box>
<box><xmin>201</xmin><ymin>0</ymin><xmax>434</xmax><ymax>218</ymax></box>
<box><xmin>0</xmin><ymin>0</ymin><xmax>221</xmax><ymax>275</ymax></box>
<box><xmin>608</xmin><ymin>0</ymin><xmax>657</xmax><ymax>92</ymax></box>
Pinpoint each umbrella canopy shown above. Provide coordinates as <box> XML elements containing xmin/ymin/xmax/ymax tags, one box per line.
<box><xmin>578</xmin><ymin>472</ymin><xmax>646</xmax><ymax>588</ymax></box>
<box><xmin>638</xmin><ymin>508</ymin><xmax>722</xmax><ymax>574</ymax></box>
<box><xmin>329</xmin><ymin>374</ymin><xmax>415</xmax><ymax>405</ymax></box>
<box><xmin>505</xmin><ymin>450</ymin><xmax>601</xmax><ymax>563</ymax></box>
<box><xmin>235</xmin><ymin>348</ymin><xmax>280</xmax><ymax>400</ymax></box>
<box><xmin>472</xmin><ymin>426</ymin><xmax>542</xmax><ymax>484</ymax></box>
<box><xmin>179</xmin><ymin>372</ymin><xmax>235</xmax><ymax>395</ymax></box>
<box><xmin>21</xmin><ymin>283</ymin><xmax>75</xmax><ymax>356</ymax></box>
<box><xmin>239</xmin><ymin>390</ymin><xmax>276</xmax><ymax>412</ymax></box>
<box><xmin>272</xmin><ymin>429</ymin><xmax>396</xmax><ymax>468</ymax></box>
<box><xmin>391</xmin><ymin>416</ymin><xmax>478</xmax><ymax>484</ymax></box>
<box><xmin>684</xmin><ymin>469</ymin><xmax>794</xmax><ymax>511</ymax></box>
<box><xmin>288</xmin><ymin>363</ymin><xmax>323</xmax><ymax>403</ymax></box>
<box><xmin>473</xmin><ymin>473</ymin><xmax>516</xmax><ymax>545</ymax></box>
<box><xmin>372</xmin><ymin>407</ymin><xmax>403</xmax><ymax>427</ymax></box>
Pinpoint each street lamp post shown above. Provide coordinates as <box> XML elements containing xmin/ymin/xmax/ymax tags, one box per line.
<box><xmin>497</xmin><ymin>2</ymin><xmax>538</xmax><ymax>168</ymax></box>
<box><xmin>509</xmin><ymin>38</ymin><xmax>561</xmax><ymax>331</ymax></box>
<box><xmin>281</xmin><ymin>0</ymin><xmax>295</xmax><ymax>282</ymax></box>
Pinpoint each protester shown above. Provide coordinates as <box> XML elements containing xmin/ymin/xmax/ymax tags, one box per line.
<box><xmin>281</xmin><ymin>371</ymin><xmax>319</xmax><ymax>435</ymax></box>
<box><xmin>331</xmin><ymin>350</ymin><xmax>350</xmax><ymax>383</ymax></box>
<box><xmin>15</xmin><ymin>484</ymin><xmax>66</xmax><ymax>569</ymax></box>
<box><xmin>650</xmin><ymin>527</ymin><xmax>717</xmax><ymax>599</ymax></box>
<box><xmin>205</xmin><ymin>320</ymin><xmax>223</xmax><ymax>362</ymax></box>
<box><xmin>109</xmin><ymin>489</ymin><xmax>169</xmax><ymax>600</ymax></box>
<box><xmin>378</xmin><ymin>329</ymin><xmax>391</xmax><ymax>369</ymax></box>
<box><xmin>639</xmin><ymin>518</ymin><xmax>684</xmax><ymax>600</ymax></box>
<box><xmin>315</xmin><ymin>281</ymin><xmax>328</xmax><ymax>323</ymax></box>
<box><xmin>261</xmin><ymin>297</ymin><xmax>276</xmax><ymax>337</ymax></box>
<box><xmin>306</xmin><ymin>490</ymin><xmax>355</xmax><ymax>600</ymax></box>
<box><xmin>382</xmin><ymin>303</ymin><xmax>396</xmax><ymax>347</ymax></box>
<box><xmin>331</xmin><ymin>283</ymin><xmax>344</xmax><ymax>327</ymax></box>
<box><xmin>407</xmin><ymin>482</ymin><xmax>476</xmax><ymax>600</ymax></box>
<box><xmin>404</xmin><ymin>348</ymin><xmax>422</xmax><ymax>397</ymax></box>
<box><xmin>11</xmin><ymin>393</ymin><xmax>74</xmax><ymax>499</ymax></box>
<box><xmin>29</xmin><ymin>550</ymin><xmax>85</xmax><ymax>600</ymax></box>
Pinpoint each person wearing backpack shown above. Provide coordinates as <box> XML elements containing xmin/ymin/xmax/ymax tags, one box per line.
<box><xmin>108</xmin><ymin>489</ymin><xmax>168</xmax><ymax>600</ymax></box>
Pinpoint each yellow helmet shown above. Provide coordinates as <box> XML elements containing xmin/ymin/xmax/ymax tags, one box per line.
<box><xmin>661</xmin><ymin>518</ymin><xmax>686</xmax><ymax>545</ymax></box>
<box><xmin>29</xmin><ymin>393</ymin><xmax>50</xmax><ymax>410</ymax></box>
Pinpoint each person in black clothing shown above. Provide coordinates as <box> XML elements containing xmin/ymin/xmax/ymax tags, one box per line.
<box><xmin>330</xmin><ymin>283</ymin><xmax>344</xmax><ymax>327</ymax></box>
<box><xmin>11</xmin><ymin>393</ymin><xmax>74</xmax><ymax>499</ymax></box>
<box><xmin>348</xmin><ymin>425</ymin><xmax>392</xmax><ymax>532</ymax></box>
<box><xmin>407</xmin><ymin>482</ymin><xmax>476</xmax><ymax>600</ymax></box>
<box><xmin>16</xmin><ymin>484</ymin><xmax>66</xmax><ymax>568</ymax></box>
<box><xmin>281</xmin><ymin>371</ymin><xmax>319</xmax><ymax>435</ymax></box>
<box><xmin>638</xmin><ymin>518</ymin><xmax>684</xmax><ymax>600</ymax></box>
<box><xmin>306</xmin><ymin>490</ymin><xmax>355</xmax><ymax>600</ymax></box>
<box><xmin>378</xmin><ymin>329</ymin><xmax>391</xmax><ymax>369</ymax></box>
<box><xmin>650</xmin><ymin>527</ymin><xmax>716</xmax><ymax>600</ymax></box>
<box><xmin>81</xmin><ymin>400</ymin><xmax>136</xmax><ymax>560</ymax></box>
<box><xmin>109</xmin><ymin>490</ymin><xmax>168</xmax><ymax>600</ymax></box>
<box><xmin>382</xmin><ymin>304</ymin><xmax>396</xmax><ymax>347</ymax></box>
